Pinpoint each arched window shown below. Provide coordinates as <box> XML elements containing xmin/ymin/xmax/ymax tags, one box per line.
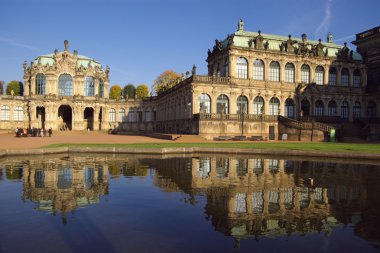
<box><xmin>315</xmin><ymin>100</ymin><xmax>324</xmax><ymax>116</ymax></box>
<box><xmin>119</xmin><ymin>108</ymin><xmax>126</xmax><ymax>122</ymax></box>
<box><xmin>285</xmin><ymin>63</ymin><xmax>295</xmax><ymax>83</ymax></box>
<box><xmin>341</xmin><ymin>101</ymin><xmax>349</xmax><ymax>119</ymax></box>
<box><xmin>315</xmin><ymin>66</ymin><xmax>324</xmax><ymax>85</ymax></box>
<box><xmin>301</xmin><ymin>64</ymin><xmax>310</xmax><ymax>83</ymax></box>
<box><xmin>35</xmin><ymin>73</ymin><xmax>46</xmax><ymax>95</ymax></box>
<box><xmin>353</xmin><ymin>69</ymin><xmax>361</xmax><ymax>88</ymax></box>
<box><xmin>253</xmin><ymin>59</ymin><xmax>265</xmax><ymax>80</ymax></box>
<box><xmin>84</xmin><ymin>76</ymin><xmax>94</xmax><ymax>96</ymax></box>
<box><xmin>253</xmin><ymin>96</ymin><xmax>264</xmax><ymax>115</ymax></box>
<box><xmin>198</xmin><ymin>93</ymin><xmax>211</xmax><ymax>113</ymax></box>
<box><xmin>328</xmin><ymin>101</ymin><xmax>337</xmax><ymax>116</ymax></box>
<box><xmin>1</xmin><ymin>105</ymin><xmax>10</xmax><ymax>121</ymax></box>
<box><xmin>341</xmin><ymin>68</ymin><xmax>349</xmax><ymax>86</ymax></box>
<box><xmin>269</xmin><ymin>61</ymin><xmax>280</xmax><ymax>81</ymax></box>
<box><xmin>367</xmin><ymin>101</ymin><xmax>377</xmax><ymax>118</ymax></box>
<box><xmin>58</xmin><ymin>74</ymin><xmax>73</xmax><ymax>96</ymax></box>
<box><xmin>236</xmin><ymin>57</ymin><xmax>248</xmax><ymax>79</ymax></box>
<box><xmin>109</xmin><ymin>108</ymin><xmax>116</xmax><ymax>122</ymax></box>
<box><xmin>237</xmin><ymin>95</ymin><xmax>248</xmax><ymax>114</ymax></box>
<box><xmin>329</xmin><ymin>67</ymin><xmax>337</xmax><ymax>86</ymax></box>
<box><xmin>14</xmin><ymin>106</ymin><xmax>23</xmax><ymax>121</ymax></box>
<box><xmin>99</xmin><ymin>79</ymin><xmax>104</xmax><ymax>98</ymax></box>
<box><xmin>217</xmin><ymin>94</ymin><xmax>229</xmax><ymax>114</ymax></box>
<box><xmin>269</xmin><ymin>97</ymin><xmax>280</xmax><ymax>115</ymax></box>
<box><xmin>285</xmin><ymin>99</ymin><xmax>295</xmax><ymax>118</ymax></box>
<box><xmin>353</xmin><ymin>101</ymin><xmax>361</xmax><ymax>118</ymax></box>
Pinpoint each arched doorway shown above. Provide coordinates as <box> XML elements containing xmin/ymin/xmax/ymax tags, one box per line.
<box><xmin>301</xmin><ymin>99</ymin><xmax>310</xmax><ymax>116</ymax></box>
<box><xmin>36</xmin><ymin>106</ymin><xmax>45</xmax><ymax>129</ymax></box>
<box><xmin>58</xmin><ymin>105</ymin><xmax>72</xmax><ymax>130</ymax></box>
<box><xmin>84</xmin><ymin>107</ymin><xmax>94</xmax><ymax>130</ymax></box>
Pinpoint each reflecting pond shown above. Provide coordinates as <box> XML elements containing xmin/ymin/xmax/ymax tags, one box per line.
<box><xmin>1</xmin><ymin>154</ymin><xmax>380</xmax><ymax>252</ymax></box>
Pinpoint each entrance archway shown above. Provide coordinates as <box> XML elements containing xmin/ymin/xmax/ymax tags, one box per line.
<box><xmin>36</xmin><ymin>106</ymin><xmax>45</xmax><ymax>129</ymax></box>
<box><xmin>301</xmin><ymin>99</ymin><xmax>310</xmax><ymax>116</ymax></box>
<box><xmin>58</xmin><ymin>105</ymin><xmax>72</xmax><ymax>130</ymax></box>
<box><xmin>84</xmin><ymin>107</ymin><xmax>94</xmax><ymax>130</ymax></box>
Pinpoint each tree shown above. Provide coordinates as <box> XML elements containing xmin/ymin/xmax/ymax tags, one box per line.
<box><xmin>6</xmin><ymin>80</ymin><xmax>23</xmax><ymax>96</ymax></box>
<box><xmin>152</xmin><ymin>70</ymin><xmax>181</xmax><ymax>95</ymax></box>
<box><xmin>135</xmin><ymin>84</ymin><xmax>149</xmax><ymax>99</ymax></box>
<box><xmin>109</xmin><ymin>84</ymin><xmax>122</xmax><ymax>99</ymax></box>
<box><xmin>0</xmin><ymin>81</ymin><xmax>4</xmax><ymax>95</ymax></box>
<box><xmin>123</xmin><ymin>83</ymin><xmax>135</xmax><ymax>99</ymax></box>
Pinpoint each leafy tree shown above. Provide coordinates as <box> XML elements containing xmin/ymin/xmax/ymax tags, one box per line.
<box><xmin>135</xmin><ymin>84</ymin><xmax>149</xmax><ymax>99</ymax></box>
<box><xmin>152</xmin><ymin>70</ymin><xmax>181</xmax><ymax>95</ymax></box>
<box><xmin>123</xmin><ymin>83</ymin><xmax>135</xmax><ymax>99</ymax></box>
<box><xmin>0</xmin><ymin>80</ymin><xmax>4</xmax><ymax>95</ymax></box>
<box><xmin>109</xmin><ymin>84</ymin><xmax>122</xmax><ymax>99</ymax></box>
<box><xmin>6</xmin><ymin>80</ymin><xmax>23</xmax><ymax>96</ymax></box>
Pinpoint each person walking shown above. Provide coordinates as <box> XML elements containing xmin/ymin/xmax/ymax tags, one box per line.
<box><xmin>48</xmin><ymin>128</ymin><xmax>52</xmax><ymax>137</ymax></box>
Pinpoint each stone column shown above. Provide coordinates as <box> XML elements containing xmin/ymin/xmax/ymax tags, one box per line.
<box><xmin>230</xmin><ymin>92</ymin><xmax>237</xmax><ymax>114</ymax></box>
<box><xmin>30</xmin><ymin>76</ymin><xmax>36</xmax><ymax>96</ymax></box>
<box><xmin>361</xmin><ymin>68</ymin><xmax>367</xmax><ymax>87</ymax></box>
<box><xmin>295</xmin><ymin>63</ymin><xmax>301</xmax><ymax>84</ymax></box>
<box><xmin>94</xmin><ymin>79</ymin><xmax>99</xmax><ymax>97</ymax></box>
<box><xmin>230</xmin><ymin>55</ymin><xmax>236</xmax><ymax>78</ymax></box>
<box><xmin>211</xmin><ymin>94</ymin><xmax>217</xmax><ymax>114</ymax></box>
<box><xmin>336</xmin><ymin>66</ymin><xmax>342</xmax><ymax>86</ymax></box>
<box><xmin>248</xmin><ymin>58</ymin><xmax>253</xmax><ymax>80</ymax></box>
<box><xmin>310</xmin><ymin>64</ymin><xmax>315</xmax><ymax>83</ymax></box>
<box><xmin>349</xmin><ymin>69</ymin><xmax>354</xmax><ymax>87</ymax></box>
<box><xmin>324</xmin><ymin>65</ymin><xmax>329</xmax><ymax>85</ymax></box>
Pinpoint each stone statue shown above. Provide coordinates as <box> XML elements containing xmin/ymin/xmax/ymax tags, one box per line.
<box><xmin>23</xmin><ymin>61</ymin><xmax>27</xmax><ymax>71</ymax></box>
<box><xmin>192</xmin><ymin>64</ymin><xmax>197</xmax><ymax>76</ymax></box>
<box><xmin>285</xmin><ymin>35</ymin><xmax>294</xmax><ymax>52</ymax></box>
<box><xmin>64</xmin><ymin>40</ymin><xmax>69</xmax><ymax>51</ymax></box>
<box><xmin>255</xmin><ymin>30</ymin><xmax>264</xmax><ymax>50</ymax></box>
<box><xmin>238</xmin><ymin>19</ymin><xmax>244</xmax><ymax>31</ymax></box>
<box><xmin>337</xmin><ymin>42</ymin><xmax>350</xmax><ymax>60</ymax></box>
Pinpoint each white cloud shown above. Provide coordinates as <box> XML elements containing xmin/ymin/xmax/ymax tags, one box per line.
<box><xmin>314</xmin><ymin>0</ymin><xmax>333</xmax><ymax>39</ymax></box>
<box><xmin>0</xmin><ymin>37</ymin><xmax>42</xmax><ymax>52</ymax></box>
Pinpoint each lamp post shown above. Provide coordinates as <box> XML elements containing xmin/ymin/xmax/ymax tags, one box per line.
<box><xmin>260</xmin><ymin>106</ymin><xmax>264</xmax><ymax>139</ymax></box>
<box><xmin>299</xmin><ymin>110</ymin><xmax>303</xmax><ymax>141</ymax></box>
<box><xmin>241</xmin><ymin>104</ymin><xmax>246</xmax><ymax>137</ymax></box>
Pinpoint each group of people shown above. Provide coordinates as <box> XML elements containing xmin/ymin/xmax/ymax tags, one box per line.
<box><xmin>15</xmin><ymin>127</ymin><xmax>53</xmax><ymax>137</ymax></box>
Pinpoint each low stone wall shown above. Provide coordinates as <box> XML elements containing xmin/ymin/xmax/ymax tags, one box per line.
<box><xmin>278</xmin><ymin>123</ymin><xmax>327</xmax><ymax>142</ymax></box>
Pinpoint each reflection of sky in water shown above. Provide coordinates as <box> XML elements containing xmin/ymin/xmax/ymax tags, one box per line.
<box><xmin>0</xmin><ymin>155</ymin><xmax>379</xmax><ymax>253</ymax></box>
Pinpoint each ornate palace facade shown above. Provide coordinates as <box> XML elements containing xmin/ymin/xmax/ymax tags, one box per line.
<box><xmin>0</xmin><ymin>21</ymin><xmax>379</xmax><ymax>140</ymax></box>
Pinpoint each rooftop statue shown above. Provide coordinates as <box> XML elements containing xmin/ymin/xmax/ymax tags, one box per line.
<box><xmin>64</xmin><ymin>40</ymin><xmax>69</xmax><ymax>51</ymax></box>
<box><xmin>238</xmin><ymin>19</ymin><xmax>244</xmax><ymax>31</ymax></box>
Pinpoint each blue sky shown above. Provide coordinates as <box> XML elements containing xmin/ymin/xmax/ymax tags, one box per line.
<box><xmin>0</xmin><ymin>0</ymin><xmax>379</xmax><ymax>92</ymax></box>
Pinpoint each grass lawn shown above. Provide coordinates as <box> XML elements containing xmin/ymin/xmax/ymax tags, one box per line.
<box><xmin>42</xmin><ymin>142</ymin><xmax>380</xmax><ymax>153</ymax></box>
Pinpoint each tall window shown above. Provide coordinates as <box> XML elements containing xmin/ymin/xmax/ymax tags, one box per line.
<box><xmin>119</xmin><ymin>108</ymin><xmax>126</xmax><ymax>122</ymax></box>
<box><xmin>83</xmin><ymin>167</ymin><xmax>94</xmax><ymax>190</ymax></box>
<box><xmin>269</xmin><ymin>97</ymin><xmax>280</xmax><ymax>115</ymax></box>
<box><xmin>35</xmin><ymin>73</ymin><xmax>46</xmax><ymax>95</ymax></box>
<box><xmin>328</xmin><ymin>101</ymin><xmax>337</xmax><ymax>116</ymax></box>
<box><xmin>341</xmin><ymin>101</ymin><xmax>349</xmax><ymax>119</ymax></box>
<box><xmin>253</xmin><ymin>59</ymin><xmax>265</xmax><ymax>80</ymax></box>
<box><xmin>253</xmin><ymin>96</ymin><xmax>264</xmax><ymax>115</ymax></box>
<box><xmin>99</xmin><ymin>79</ymin><xmax>104</xmax><ymax>98</ymax></box>
<box><xmin>109</xmin><ymin>108</ymin><xmax>116</xmax><ymax>122</ymax></box>
<box><xmin>301</xmin><ymin>64</ymin><xmax>310</xmax><ymax>83</ymax></box>
<box><xmin>367</xmin><ymin>101</ymin><xmax>377</xmax><ymax>118</ymax></box>
<box><xmin>224</xmin><ymin>59</ymin><xmax>229</xmax><ymax>77</ymax></box>
<box><xmin>285</xmin><ymin>63</ymin><xmax>295</xmax><ymax>83</ymax></box>
<box><xmin>341</xmin><ymin>68</ymin><xmax>349</xmax><ymax>86</ymax></box>
<box><xmin>237</xmin><ymin>95</ymin><xmax>248</xmax><ymax>114</ymax></box>
<box><xmin>353</xmin><ymin>69</ymin><xmax>361</xmax><ymax>88</ymax></box>
<box><xmin>198</xmin><ymin>93</ymin><xmax>211</xmax><ymax>113</ymax></box>
<box><xmin>216</xmin><ymin>94</ymin><xmax>229</xmax><ymax>114</ymax></box>
<box><xmin>236</xmin><ymin>57</ymin><xmax>248</xmax><ymax>79</ymax></box>
<box><xmin>269</xmin><ymin>61</ymin><xmax>280</xmax><ymax>81</ymax></box>
<box><xmin>329</xmin><ymin>67</ymin><xmax>337</xmax><ymax>86</ymax></box>
<box><xmin>58</xmin><ymin>74</ymin><xmax>73</xmax><ymax>96</ymax></box>
<box><xmin>315</xmin><ymin>100</ymin><xmax>324</xmax><ymax>116</ymax></box>
<box><xmin>285</xmin><ymin>99</ymin><xmax>295</xmax><ymax>118</ymax></box>
<box><xmin>1</xmin><ymin>105</ymin><xmax>10</xmax><ymax>121</ymax></box>
<box><xmin>57</xmin><ymin>168</ymin><xmax>72</xmax><ymax>189</ymax></box>
<box><xmin>14</xmin><ymin>106</ymin><xmax>23</xmax><ymax>121</ymax></box>
<box><xmin>315</xmin><ymin>66</ymin><xmax>324</xmax><ymax>85</ymax></box>
<box><xmin>235</xmin><ymin>193</ymin><xmax>247</xmax><ymax>213</ymax></box>
<box><xmin>84</xmin><ymin>76</ymin><xmax>94</xmax><ymax>96</ymax></box>
<box><xmin>353</xmin><ymin>101</ymin><xmax>361</xmax><ymax>118</ymax></box>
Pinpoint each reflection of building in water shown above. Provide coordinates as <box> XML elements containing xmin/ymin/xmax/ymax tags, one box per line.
<box><xmin>22</xmin><ymin>161</ymin><xmax>109</xmax><ymax>223</ymax></box>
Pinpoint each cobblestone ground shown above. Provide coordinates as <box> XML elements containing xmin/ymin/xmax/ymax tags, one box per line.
<box><xmin>0</xmin><ymin>131</ymin><xmax>211</xmax><ymax>150</ymax></box>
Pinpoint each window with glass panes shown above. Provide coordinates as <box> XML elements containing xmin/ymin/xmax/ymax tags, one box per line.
<box><xmin>109</xmin><ymin>108</ymin><xmax>116</xmax><ymax>122</ymax></box>
<box><xmin>236</xmin><ymin>58</ymin><xmax>248</xmax><ymax>79</ymax></box>
<box><xmin>315</xmin><ymin>66</ymin><xmax>324</xmax><ymax>85</ymax></box>
<box><xmin>35</xmin><ymin>73</ymin><xmax>46</xmax><ymax>95</ymax></box>
<box><xmin>269</xmin><ymin>61</ymin><xmax>280</xmax><ymax>81</ymax></box>
<box><xmin>198</xmin><ymin>93</ymin><xmax>211</xmax><ymax>113</ymax></box>
<box><xmin>285</xmin><ymin>99</ymin><xmax>295</xmax><ymax>118</ymax></box>
<box><xmin>99</xmin><ymin>79</ymin><xmax>104</xmax><ymax>98</ymax></box>
<box><xmin>1</xmin><ymin>105</ymin><xmax>10</xmax><ymax>120</ymax></box>
<box><xmin>253</xmin><ymin>59</ymin><xmax>265</xmax><ymax>80</ymax></box>
<box><xmin>328</xmin><ymin>101</ymin><xmax>337</xmax><ymax>116</ymax></box>
<box><xmin>224</xmin><ymin>60</ymin><xmax>229</xmax><ymax>77</ymax></box>
<box><xmin>341</xmin><ymin>68</ymin><xmax>349</xmax><ymax>86</ymax></box>
<box><xmin>341</xmin><ymin>101</ymin><xmax>349</xmax><ymax>119</ymax></box>
<box><xmin>301</xmin><ymin>64</ymin><xmax>310</xmax><ymax>83</ymax></box>
<box><xmin>328</xmin><ymin>67</ymin><xmax>337</xmax><ymax>86</ymax></box>
<box><xmin>119</xmin><ymin>108</ymin><xmax>126</xmax><ymax>122</ymax></box>
<box><xmin>315</xmin><ymin>101</ymin><xmax>324</xmax><ymax>116</ymax></box>
<box><xmin>237</xmin><ymin>96</ymin><xmax>248</xmax><ymax>114</ymax></box>
<box><xmin>14</xmin><ymin>106</ymin><xmax>23</xmax><ymax>121</ymax></box>
<box><xmin>269</xmin><ymin>97</ymin><xmax>280</xmax><ymax>115</ymax></box>
<box><xmin>353</xmin><ymin>70</ymin><xmax>361</xmax><ymax>87</ymax></box>
<box><xmin>353</xmin><ymin>101</ymin><xmax>361</xmax><ymax>118</ymax></box>
<box><xmin>285</xmin><ymin>63</ymin><xmax>295</xmax><ymax>83</ymax></box>
<box><xmin>84</xmin><ymin>76</ymin><xmax>94</xmax><ymax>96</ymax></box>
<box><xmin>253</xmin><ymin>96</ymin><xmax>264</xmax><ymax>115</ymax></box>
<box><xmin>216</xmin><ymin>94</ymin><xmax>229</xmax><ymax>114</ymax></box>
<box><xmin>367</xmin><ymin>101</ymin><xmax>377</xmax><ymax>118</ymax></box>
<box><xmin>58</xmin><ymin>74</ymin><xmax>73</xmax><ymax>96</ymax></box>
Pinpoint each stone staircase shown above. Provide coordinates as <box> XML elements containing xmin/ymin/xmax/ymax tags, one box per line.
<box><xmin>278</xmin><ymin>116</ymin><xmax>334</xmax><ymax>132</ymax></box>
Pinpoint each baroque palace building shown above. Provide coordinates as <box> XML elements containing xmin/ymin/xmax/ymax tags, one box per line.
<box><xmin>0</xmin><ymin>21</ymin><xmax>379</xmax><ymax>140</ymax></box>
